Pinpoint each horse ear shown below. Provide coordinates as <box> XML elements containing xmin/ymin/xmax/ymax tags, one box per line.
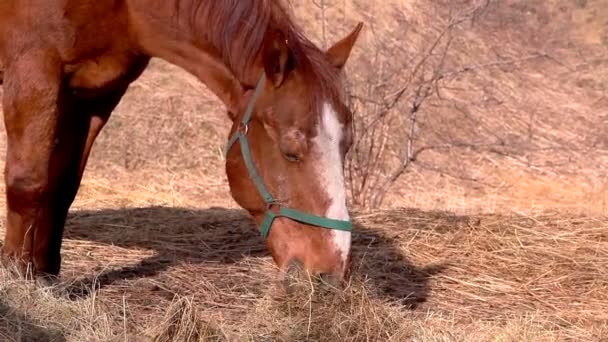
<box><xmin>263</xmin><ymin>30</ymin><xmax>294</xmax><ymax>87</ymax></box>
<box><xmin>325</xmin><ymin>22</ymin><xmax>363</xmax><ymax>69</ymax></box>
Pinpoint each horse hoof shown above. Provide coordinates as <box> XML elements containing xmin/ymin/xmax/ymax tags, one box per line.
<box><xmin>34</xmin><ymin>274</ymin><xmax>59</xmax><ymax>288</ymax></box>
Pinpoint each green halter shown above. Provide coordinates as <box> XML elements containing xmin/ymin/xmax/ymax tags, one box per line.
<box><xmin>224</xmin><ymin>74</ymin><xmax>353</xmax><ymax>240</ymax></box>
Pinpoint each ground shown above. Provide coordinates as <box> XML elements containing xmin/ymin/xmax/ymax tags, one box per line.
<box><xmin>0</xmin><ymin>0</ymin><xmax>607</xmax><ymax>341</ymax></box>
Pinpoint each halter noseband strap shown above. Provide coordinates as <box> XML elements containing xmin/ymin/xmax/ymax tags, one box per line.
<box><xmin>224</xmin><ymin>74</ymin><xmax>353</xmax><ymax>240</ymax></box>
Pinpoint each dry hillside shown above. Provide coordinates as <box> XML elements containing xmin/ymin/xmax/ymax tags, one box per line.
<box><xmin>0</xmin><ymin>0</ymin><xmax>607</xmax><ymax>341</ymax></box>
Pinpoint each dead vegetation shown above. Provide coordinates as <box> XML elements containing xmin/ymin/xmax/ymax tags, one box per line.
<box><xmin>0</xmin><ymin>209</ymin><xmax>606</xmax><ymax>340</ymax></box>
<box><xmin>0</xmin><ymin>0</ymin><xmax>607</xmax><ymax>341</ymax></box>
<box><xmin>331</xmin><ymin>0</ymin><xmax>608</xmax><ymax>211</ymax></box>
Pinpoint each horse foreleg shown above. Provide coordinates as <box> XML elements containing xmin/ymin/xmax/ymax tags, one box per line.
<box><xmin>1</xmin><ymin>53</ymin><xmax>130</xmax><ymax>280</ymax></box>
<box><xmin>34</xmin><ymin>84</ymin><xmax>132</xmax><ymax>276</ymax></box>
<box><xmin>2</xmin><ymin>51</ymin><xmax>65</xmax><ymax>278</ymax></box>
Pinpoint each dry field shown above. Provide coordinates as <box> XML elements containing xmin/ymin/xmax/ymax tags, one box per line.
<box><xmin>0</xmin><ymin>0</ymin><xmax>607</xmax><ymax>341</ymax></box>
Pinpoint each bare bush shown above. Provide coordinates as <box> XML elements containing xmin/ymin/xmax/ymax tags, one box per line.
<box><xmin>344</xmin><ymin>1</ymin><xmax>495</xmax><ymax>209</ymax></box>
<box><xmin>325</xmin><ymin>0</ymin><xmax>595</xmax><ymax>210</ymax></box>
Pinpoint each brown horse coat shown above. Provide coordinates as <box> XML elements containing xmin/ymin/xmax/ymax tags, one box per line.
<box><xmin>0</xmin><ymin>0</ymin><xmax>362</xmax><ymax>282</ymax></box>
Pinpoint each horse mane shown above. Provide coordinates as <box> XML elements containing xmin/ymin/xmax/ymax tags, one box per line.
<box><xmin>186</xmin><ymin>0</ymin><xmax>342</xmax><ymax>111</ymax></box>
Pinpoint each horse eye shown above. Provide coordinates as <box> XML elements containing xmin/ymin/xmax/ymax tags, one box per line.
<box><xmin>283</xmin><ymin>152</ymin><xmax>301</xmax><ymax>163</ymax></box>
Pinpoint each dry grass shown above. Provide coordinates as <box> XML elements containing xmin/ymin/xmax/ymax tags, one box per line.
<box><xmin>0</xmin><ymin>208</ymin><xmax>606</xmax><ymax>341</ymax></box>
<box><xmin>0</xmin><ymin>265</ymin><xmax>119</xmax><ymax>341</ymax></box>
<box><xmin>304</xmin><ymin>0</ymin><xmax>608</xmax><ymax>212</ymax></box>
<box><xmin>0</xmin><ymin>0</ymin><xmax>607</xmax><ymax>341</ymax></box>
<box><xmin>1</xmin><ymin>0</ymin><xmax>603</xmax><ymax>214</ymax></box>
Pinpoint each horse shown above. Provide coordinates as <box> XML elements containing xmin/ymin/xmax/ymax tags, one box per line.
<box><xmin>0</xmin><ymin>0</ymin><xmax>363</xmax><ymax>285</ymax></box>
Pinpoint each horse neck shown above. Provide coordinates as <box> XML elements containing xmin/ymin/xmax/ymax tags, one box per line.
<box><xmin>128</xmin><ymin>0</ymin><xmax>267</xmax><ymax>102</ymax></box>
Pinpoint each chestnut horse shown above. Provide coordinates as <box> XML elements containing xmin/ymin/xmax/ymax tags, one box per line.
<box><xmin>0</xmin><ymin>0</ymin><xmax>362</xmax><ymax>284</ymax></box>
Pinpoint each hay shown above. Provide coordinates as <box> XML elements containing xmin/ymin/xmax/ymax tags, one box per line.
<box><xmin>148</xmin><ymin>296</ymin><xmax>224</xmax><ymax>342</ymax></box>
<box><xmin>0</xmin><ymin>208</ymin><xmax>606</xmax><ymax>341</ymax></box>
<box><xmin>0</xmin><ymin>0</ymin><xmax>606</xmax><ymax>341</ymax></box>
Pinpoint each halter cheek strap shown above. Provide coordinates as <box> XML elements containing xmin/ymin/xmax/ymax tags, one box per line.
<box><xmin>224</xmin><ymin>74</ymin><xmax>353</xmax><ymax>240</ymax></box>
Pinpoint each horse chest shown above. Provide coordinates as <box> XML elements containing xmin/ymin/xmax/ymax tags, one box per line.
<box><xmin>64</xmin><ymin>52</ymin><xmax>145</xmax><ymax>93</ymax></box>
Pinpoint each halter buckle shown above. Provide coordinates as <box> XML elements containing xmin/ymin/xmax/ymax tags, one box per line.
<box><xmin>237</xmin><ymin>122</ymin><xmax>249</xmax><ymax>136</ymax></box>
<box><xmin>266</xmin><ymin>201</ymin><xmax>279</xmax><ymax>212</ymax></box>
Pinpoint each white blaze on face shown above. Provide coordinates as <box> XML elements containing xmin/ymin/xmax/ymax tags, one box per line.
<box><xmin>312</xmin><ymin>102</ymin><xmax>351</xmax><ymax>265</ymax></box>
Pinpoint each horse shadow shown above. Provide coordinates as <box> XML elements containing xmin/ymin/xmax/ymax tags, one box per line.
<box><xmin>62</xmin><ymin>206</ymin><xmax>446</xmax><ymax>308</ymax></box>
